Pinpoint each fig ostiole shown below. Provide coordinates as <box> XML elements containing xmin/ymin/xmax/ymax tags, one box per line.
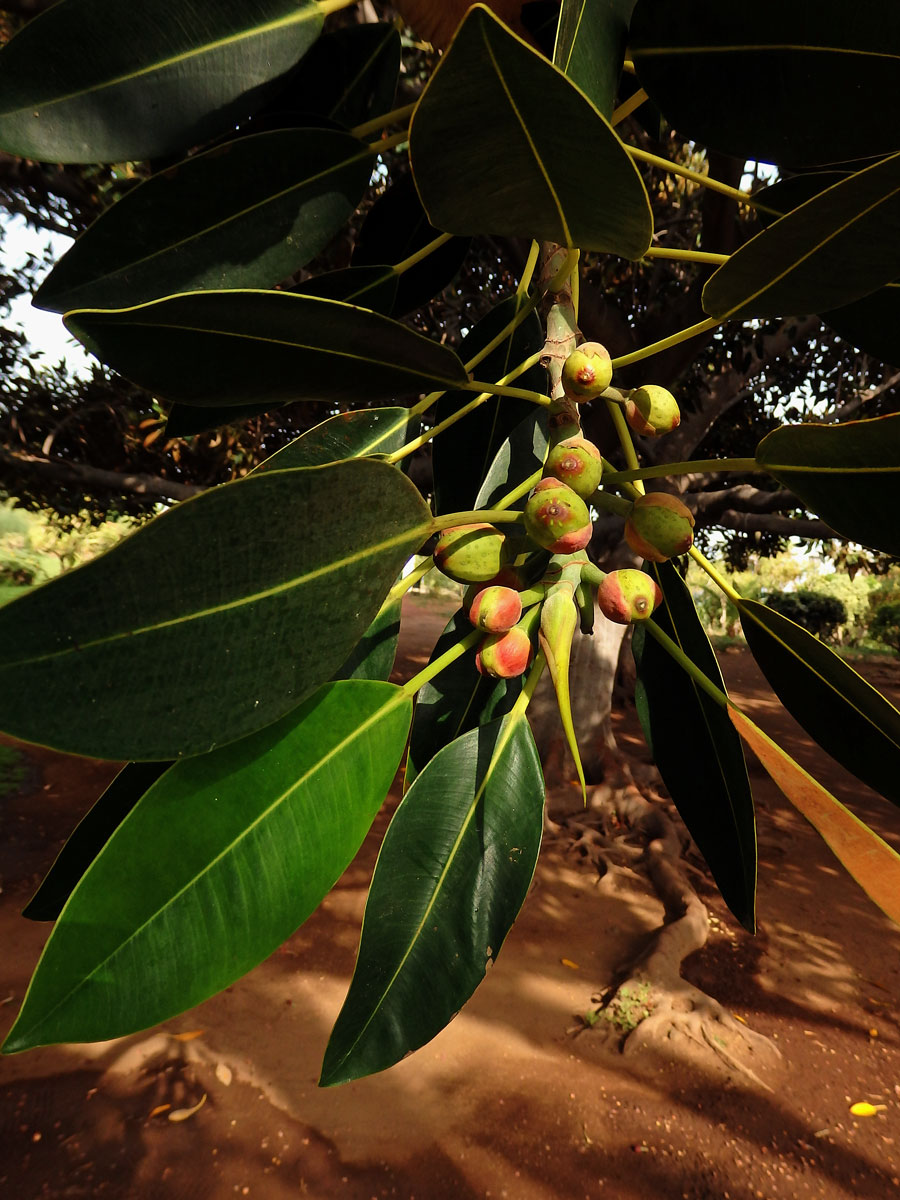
<box><xmin>597</xmin><ymin>569</ymin><xmax>664</xmax><ymax>624</ymax></box>
<box><xmin>561</xmin><ymin>341</ymin><xmax>613</xmax><ymax>403</ymax></box>
<box><xmin>523</xmin><ymin>479</ymin><xmax>592</xmax><ymax>554</ymax></box>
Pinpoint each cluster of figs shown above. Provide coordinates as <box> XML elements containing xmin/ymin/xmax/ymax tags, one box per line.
<box><xmin>434</xmin><ymin>342</ymin><xmax>695</xmax><ymax>680</ymax></box>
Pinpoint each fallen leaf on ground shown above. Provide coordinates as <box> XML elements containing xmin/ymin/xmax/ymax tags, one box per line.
<box><xmin>168</xmin><ymin>1094</ymin><xmax>207</xmax><ymax>1122</ymax></box>
<box><xmin>850</xmin><ymin>1102</ymin><xmax>887</xmax><ymax>1117</ymax></box>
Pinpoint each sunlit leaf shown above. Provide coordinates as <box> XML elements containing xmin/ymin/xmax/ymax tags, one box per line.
<box><xmin>728</xmin><ymin>707</ymin><xmax>900</xmax><ymax>928</ymax></box>
<box><xmin>3</xmin><ymin>681</ymin><xmax>411</xmax><ymax>1051</ymax></box>
<box><xmin>739</xmin><ymin>599</ymin><xmax>900</xmax><ymax>809</ymax></box>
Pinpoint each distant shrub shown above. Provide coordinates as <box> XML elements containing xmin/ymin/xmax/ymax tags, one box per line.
<box><xmin>869</xmin><ymin>602</ymin><xmax>900</xmax><ymax>653</ymax></box>
<box><xmin>764</xmin><ymin>589</ymin><xmax>847</xmax><ymax>640</ymax></box>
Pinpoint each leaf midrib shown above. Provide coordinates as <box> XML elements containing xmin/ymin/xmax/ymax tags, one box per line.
<box><xmin>329</xmin><ymin>710</ymin><xmax>524</xmax><ymax>1073</ymax></box>
<box><xmin>0</xmin><ymin>4</ymin><xmax>322</xmax><ymax>117</ymax></box>
<box><xmin>1</xmin><ymin>521</ymin><xmax>429</xmax><ymax>670</ymax></box>
<box><xmin>11</xmin><ymin>685</ymin><xmax>408</xmax><ymax>1047</ymax></box>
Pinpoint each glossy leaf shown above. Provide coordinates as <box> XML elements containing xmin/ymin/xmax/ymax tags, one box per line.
<box><xmin>3</xmin><ymin>681</ymin><xmax>411</xmax><ymax>1052</ymax></box>
<box><xmin>739</xmin><ymin>599</ymin><xmax>900</xmax><ymax>809</ymax></box>
<box><xmin>433</xmin><ymin>296</ymin><xmax>547</xmax><ymax>515</ymax></box>
<box><xmin>406</xmin><ymin>609</ymin><xmax>522</xmax><ymax>787</ymax></box>
<box><xmin>320</xmin><ymin>710</ymin><xmax>544</xmax><ymax>1085</ymax></box>
<box><xmin>630</xmin><ymin>0</ymin><xmax>900</xmax><ymax>167</ymax></box>
<box><xmin>729</xmin><ymin>708</ymin><xmax>900</xmax><ymax>928</ymax></box>
<box><xmin>756</xmin><ymin>415</ymin><xmax>900</xmax><ymax>555</ymax></box>
<box><xmin>475</xmin><ymin>410</ymin><xmax>550</xmax><ymax>511</ymax></box>
<box><xmin>352</xmin><ymin>175</ymin><xmax>470</xmax><ymax>316</ymax></box>
<box><xmin>333</xmin><ymin>598</ymin><xmax>402</xmax><ymax>684</ymax></box>
<box><xmin>65</xmin><ymin>291</ymin><xmax>469</xmax><ymax>409</ymax></box>
<box><xmin>554</xmin><ymin>0</ymin><xmax>636</xmax><ymax>118</ymax></box>
<box><xmin>0</xmin><ymin>459</ymin><xmax>432</xmax><ymax>760</ymax></box>
<box><xmin>291</xmin><ymin>266</ymin><xmax>399</xmax><ymax>316</ymax></box>
<box><xmin>35</xmin><ymin>130</ymin><xmax>373</xmax><ymax>314</ymax></box>
<box><xmin>703</xmin><ymin>153</ymin><xmax>900</xmax><ymax>321</ymax></box>
<box><xmin>633</xmin><ymin>563</ymin><xmax>756</xmax><ymax>931</ymax></box>
<box><xmin>23</xmin><ymin>763</ymin><xmax>171</xmax><ymax>922</ymax></box>
<box><xmin>257</xmin><ymin>408</ymin><xmax>416</xmax><ymax>471</ymax></box>
<box><xmin>408</xmin><ymin>5</ymin><xmax>652</xmax><ymax>256</ymax></box>
<box><xmin>0</xmin><ymin>0</ymin><xmax>324</xmax><ymax>163</ymax></box>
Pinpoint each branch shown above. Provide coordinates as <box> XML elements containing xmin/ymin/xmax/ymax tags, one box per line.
<box><xmin>664</xmin><ymin>315</ymin><xmax>820</xmax><ymax>461</ymax></box>
<box><xmin>713</xmin><ymin>509</ymin><xmax>838</xmax><ymax>540</ymax></box>
<box><xmin>686</xmin><ymin>485</ymin><xmax>800</xmax><ymax>521</ymax></box>
<box><xmin>0</xmin><ymin>447</ymin><xmax>203</xmax><ymax>503</ymax></box>
<box><xmin>830</xmin><ymin>369</ymin><xmax>900</xmax><ymax>423</ymax></box>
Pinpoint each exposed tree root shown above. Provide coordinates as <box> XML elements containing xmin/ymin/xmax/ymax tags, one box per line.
<box><xmin>565</xmin><ymin>776</ymin><xmax>781</xmax><ymax>1089</ymax></box>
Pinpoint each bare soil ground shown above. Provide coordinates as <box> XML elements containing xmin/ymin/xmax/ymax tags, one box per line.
<box><xmin>2</xmin><ymin>593</ymin><xmax>899</xmax><ymax>1199</ymax></box>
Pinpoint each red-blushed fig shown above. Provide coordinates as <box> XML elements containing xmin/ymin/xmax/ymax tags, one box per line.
<box><xmin>625</xmin><ymin>385</ymin><xmax>681</xmax><ymax>437</ymax></box>
<box><xmin>624</xmin><ymin>493</ymin><xmax>695</xmax><ymax>562</ymax></box>
<box><xmin>597</xmin><ymin>569</ymin><xmax>663</xmax><ymax>624</ymax></box>
<box><xmin>543</xmin><ymin>436</ymin><xmax>603</xmax><ymax>498</ymax></box>
<box><xmin>523</xmin><ymin>479</ymin><xmax>592</xmax><ymax>553</ymax></box>
<box><xmin>475</xmin><ymin>626</ymin><xmax>533</xmax><ymax>679</ymax></box>
<box><xmin>468</xmin><ymin>584</ymin><xmax>523</xmax><ymax>633</ymax></box>
<box><xmin>434</xmin><ymin>522</ymin><xmax>510</xmax><ymax>583</ymax></box>
<box><xmin>561</xmin><ymin>341</ymin><xmax>613</xmax><ymax>403</ymax></box>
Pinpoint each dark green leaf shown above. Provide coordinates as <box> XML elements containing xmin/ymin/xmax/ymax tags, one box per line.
<box><xmin>0</xmin><ymin>0</ymin><xmax>324</xmax><ymax>163</ymax></box>
<box><xmin>257</xmin><ymin>408</ymin><xmax>417</xmax><ymax>471</ymax></box>
<box><xmin>65</xmin><ymin>291</ymin><xmax>469</xmax><ymax>408</ymax></box>
<box><xmin>333</xmin><ymin>599</ymin><xmax>402</xmax><ymax>683</ymax></box>
<box><xmin>22</xmin><ymin>763</ymin><xmax>171</xmax><ymax>922</ymax></box>
<box><xmin>633</xmin><ymin>563</ymin><xmax>756</xmax><ymax>931</ymax></box>
<box><xmin>260</xmin><ymin>21</ymin><xmax>400</xmax><ymax>130</ymax></box>
<box><xmin>630</xmin><ymin>0</ymin><xmax>900</xmax><ymax>167</ymax></box>
<box><xmin>165</xmin><ymin>401</ymin><xmax>275</xmax><ymax>439</ymax></box>
<box><xmin>554</xmin><ymin>0</ymin><xmax>636</xmax><ymax>118</ymax></box>
<box><xmin>433</xmin><ymin>296</ymin><xmax>547</xmax><ymax>515</ymax></box>
<box><xmin>475</xmin><ymin>410</ymin><xmax>550</xmax><ymax>511</ymax></box>
<box><xmin>352</xmin><ymin>175</ymin><xmax>470</xmax><ymax>316</ymax></box>
<box><xmin>703</xmin><ymin>153</ymin><xmax>900</xmax><ymax>320</ymax></box>
<box><xmin>35</xmin><ymin>130</ymin><xmax>373</xmax><ymax>314</ymax></box>
<box><xmin>739</xmin><ymin>598</ymin><xmax>900</xmax><ymax>809</ymax></box>
<box><xmin>3</xmin><ymin>680</ymin><xmax>411</xmax><ymax>1052</ymax></box>
<box><xmin>320</xmin><ymin>710</ymin><xmax>543</xmax><ymax>1086</ymax></box>
<box><xmin>409</xmin><ymin>6</ymin><xmax>651</xmax><ymax>256</ymax></box>
<box><xmin>756</xmin><ymin>415</ymin><xmax>900</xmax><ymax>555</ymax></box>
<box><xmin>291</xmin><ymin>265</ymin><xmax>399</xmax><ymax>315</ymax></box>
<box><xmin>0</xmin><ymin>459</ymin><xmax>431</xmax><ymax>759</ymax></box>
<box><xmin>406</xmin><ymin>609</ymin><xmax>522</xmax><ymax>787</ymax></box>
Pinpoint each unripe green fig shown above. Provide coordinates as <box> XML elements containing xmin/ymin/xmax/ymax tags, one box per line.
<box><xmin>523</xmin><ymin>479</ymin><xmax>592</xmax><ymax>553</ymax></box>
<box><xmin>543</xmin><ymin>436</ymin><xmax>603</xmax><ymax>498</ymax></box>
<box><xmin>625</xmin><ymin>385</ymin><xmax>681</xmax><ymax>437</ymax></box>
<box><xmin>434</xmin><ymin>523</ymin><xmax>510</xmax><ymax>583</ymax></box>
<box><xmin>468</xmin><ymin>584</ymin><xmax>523</xmax><ymax>633</ymax></box>
<box><xmin>561</xmin><ymin>342</ymin><xmax>613</xmax><ymax>403</ymax></box>
<box><xmin>624</xmin><ymin>493</ymin><xmax>695</xmax><ymax>562</ymax></box>
<box><xmin>597</xmin><ymin>569</ymin><xmax>663</xmax><ymax>624</ymax></box>
<box><xmin>475</xmin><ymin>627</ymin><xmax>533</xmax><ymax>679</ymax></box>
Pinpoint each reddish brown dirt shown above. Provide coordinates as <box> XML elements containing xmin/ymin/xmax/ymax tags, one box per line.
<box><xmin>1</xmin><ymin>593</ymin><xmax>899</xmax><ymax>1199</ymax></box>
